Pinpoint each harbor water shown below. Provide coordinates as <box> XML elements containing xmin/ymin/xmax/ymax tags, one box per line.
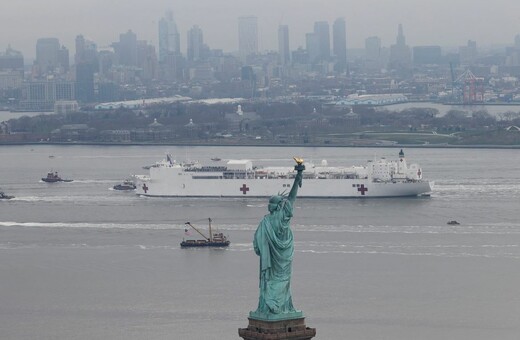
<box><xmin>0</xmin><ymin>145</ymin><xmax>519</xmax><ymax>339</ymax></box>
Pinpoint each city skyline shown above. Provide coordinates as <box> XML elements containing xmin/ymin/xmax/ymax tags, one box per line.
<box><xmin>1</xmin><ymin>0</ymin><xmax>520</xmax><ymax>59</ymax></box>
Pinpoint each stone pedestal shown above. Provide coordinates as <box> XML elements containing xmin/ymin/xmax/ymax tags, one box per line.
<box><xmin>238</xmin><ymin>317</ymin><xmax>316</xmax><ymax>340</ymax></box>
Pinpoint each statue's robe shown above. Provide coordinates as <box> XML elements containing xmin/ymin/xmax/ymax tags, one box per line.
<box><xmin>253</xmin><ymin>200</ymin><xmax>296</xmax><ymax>315</ymax></box>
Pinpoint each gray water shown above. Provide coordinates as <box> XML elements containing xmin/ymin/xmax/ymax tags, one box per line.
<box><xmin>1</xmin><ymin>145</ymin><xmax>519</xmax><ymax>339</ymax></box>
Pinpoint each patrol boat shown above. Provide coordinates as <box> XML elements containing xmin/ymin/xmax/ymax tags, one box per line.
<box><xmin>0</xmin><ymin>191</ymin><xmax>14</xmax><ymax>199</ymax></box>
<box><xmin>41</xmin><ymin>171</ymin><xmax>73</xmax><ymax>183</ymax></box>
<box><xmin>134</xmin><ymin>149</ymin><xmax>433</xmax><ymax>198</ymax></box>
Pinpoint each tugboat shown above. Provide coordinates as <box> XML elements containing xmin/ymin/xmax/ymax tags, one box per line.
<box><xmin>180</xmin><ymin>218</ymin><xmax>230</xmax><ymax>248</ymax></box>
<box><xmin>113</xmin><ymin>179</ymin><xmax>136</xmax><ymax>191</ymax></box>
<box><xmin>41</xmin><ymin>171</ymin><xmax>73</xmax><ymax>183</ymax></box>
<box><xmin>0</xmin><ymin>191</ymin><xmax>14</xmax><ymax>200</ymax></box>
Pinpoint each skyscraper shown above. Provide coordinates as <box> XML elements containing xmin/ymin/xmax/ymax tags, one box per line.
<box><xmin>158</xmin><ymin>10</ymin><xmax>181</xmax><ymax>61</ymax></box>
<box><xmin>187</xmin><ymin>25</ymin><xmax>204</xmax><ymax>62</ymax></box>
<box><xmin>238</xmin><ymin>16</ymin><xmax>258</xmax><ymax>61</ymax></box>
<box><xmin>389</xmin><ymin>24</ymin><xmax>411</xmax><ymax>69</ymax></box>
<box><xmin>75</xmin><ymin>35</ymin><xmax>98</xmax><ymax>103</ymax></box>
<box><xmin>332</xmin><ymin>18</ymin><xmax>347</xmax><ymax>73</ymax></box>
<box><xmin>314</xmin><ymin>21</ymin><xmax>330</xmax><ymax>61</ymax></box>
<box><xmin>365</xmin><ymin>36</ymin><xmax>381</xmax><ymax>60</ymax></box>
<box><xmin>75</xmin><ymin>35</ymin><xmax>98</xmax><ymax>66</ymax></box>
<box><xmin>136</xmin><ymin>41</ymin><xmax>158</xmax><ymax>81</ymax></box>
<box><xmin>115</xmin><ymin>30</ymin><xmax>137</xmax><ymax>66</ymax></box>
<box><xmin>306</xmin><ymin>33</ymin><xmax>320</xmax><ymax>64</ymax></box>
<box><xmin>0</xmin><ymin>46</ymin><xmax>24</xmax><ymax>71</ymax></box>
<box><xmin>365</xmin><ymin>36</ymin><xmax>382</xmax><ymax>71</ymax></box>
<box><xmin>35</xmin><ymin>38</ymin><xmax>60</xmax><ymax>74</ymax></box>
<box><xmin>459</xmin><ymin>40</ymin><xmax>477</xmax><ymax>65</ymax></box>
<box><xmin>278</xmin><ymin>25</ymin><xmax>290</xmax><ymax>65</ymax></box>
<box><xmin>75</xmin><ymin>62</ymin><xmax>95</xmax><ymax>103</ymax></box>
<box><xmin>0</xmin><ymin>46</ymin><xmax>24</xmax><ymax>95</ymax></box>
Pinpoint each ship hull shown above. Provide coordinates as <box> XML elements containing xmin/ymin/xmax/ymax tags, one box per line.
<box><xmin>180</xmin><ymin>241</ymin><xmax>230</xmax><ymax>247</ymax></box>
<box><xmin>135</xmin><ymin>170</ymin><xmax>433</xmax><ymax>198</ymax></box>
<box><xmin>42</xmin><ymin>178</ymin><xmax>73</xmax><ymax>183</ymax></box>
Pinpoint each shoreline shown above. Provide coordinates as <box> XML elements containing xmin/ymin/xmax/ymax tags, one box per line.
<box><xmin>0</xmin><ymin>141</ymin><xmax>519</xmax><ymax>149</ymax></box>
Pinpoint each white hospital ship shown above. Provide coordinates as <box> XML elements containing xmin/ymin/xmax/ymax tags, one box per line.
<box><xmin>134</xmin><ymin>149</ymin><xmax>433</xmax><ymax>198</ymax></box>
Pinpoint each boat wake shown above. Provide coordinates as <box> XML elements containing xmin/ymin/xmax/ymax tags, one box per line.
<box><xmin>9</xmin><ymin>195</ymin><xmax>138</xmax><ymax>203</ymax></box>
<box><xmin>297</xmin><ymin>248</ymin><xmax>520</xmax><ymax>259</ymax></box>
<box><xmin>69</xmin><ymin>179</ymin><xmax>119</xmax><ymax>184</ymax></box>
<box><xmin>0</xmin><ymin>221</ymin><xmax>185</xmax><ymax>230</ymax></box>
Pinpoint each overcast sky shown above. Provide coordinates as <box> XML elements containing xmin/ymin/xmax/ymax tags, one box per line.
<box><xmin>1</xmin><ymin>0</ymin><xmax>519</xmax><ymax>59</ymax></box>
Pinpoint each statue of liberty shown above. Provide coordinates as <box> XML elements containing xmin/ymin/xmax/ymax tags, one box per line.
<box><xmin>250</xmin><ymin>157</ymin><xmax>305</xmax><ymax>321</ymax></box>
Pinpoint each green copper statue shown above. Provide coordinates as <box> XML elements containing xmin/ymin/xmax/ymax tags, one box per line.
<box><xmin>250</xmin><ymin>157</ymin><xmax>305</xmax><ymax>321</ymax></box>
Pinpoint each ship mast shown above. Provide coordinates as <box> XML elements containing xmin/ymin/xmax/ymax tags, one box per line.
<box><xmin>185</xmin><ymin>222</ymin><xmax>209</xmax><ymax>241</ymax></box>
<box><xmin>208</xmin><ymin>217</ymin><xmax>213</xmax><ymax>242</ymax></box>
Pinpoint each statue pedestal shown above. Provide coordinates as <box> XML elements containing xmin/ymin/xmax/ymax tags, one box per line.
<box><xmin>238</xmin><ymin>317</ymin><xmax>316</xmax><ymax>340</ymax></box>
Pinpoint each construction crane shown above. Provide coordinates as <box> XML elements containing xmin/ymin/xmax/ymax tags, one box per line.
<box><xmin>449</xmin><ymin>62</ymin><xmax>456</xmax><ymax>98</ymax></box>
<box><xmin>456</xmin><ymin>69</ymin><xmax>484</xmax><ymax>104</ymax></box>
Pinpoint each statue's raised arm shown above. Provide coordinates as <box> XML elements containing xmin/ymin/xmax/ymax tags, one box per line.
<box><xmin>288</xmin><ymin>157</ymin><xmax>305</xmax><ymax>204</ymax></box>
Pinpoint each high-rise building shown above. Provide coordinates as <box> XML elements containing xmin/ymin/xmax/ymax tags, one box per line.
<box><xmin>35</xmin><ymin>38</ymin><xmax>61</xmax><ymax>74</ymax></box>
<box><xmin>137</xmin><ymin>40</ymin><xmax>158</xmax><ymax>81</ymax></box>
<box><xmin>278</xmin><ymin>25</ymin><xmax>290</xmax><ymax>65</ymax></box>
<box><xmin>365</xmin><ymin>36</ymin><xmax>381</xmax><ymax>60</ymax></box>
<box><xmin>75</xmin><ymin>35</ymin><xmax>98</xmax><ymax>66</ymax></box>
<box><xmin>306</xmin><ymin>33</ymin><xmax>320</xmax><ymax>64</ymax></box>
<box><xmin>58</xmin><ymin>46</ymin><xmax>69</xmax><ymax>72</ymax></box>
<box><xmin>115</xmin><ymin>30</ymin><xmax>137</xmax><ymax>66</ymax></box>
<box><xmin>459</xmin><ymin>40</ymin><xmax>477</xmax><ymax>65</ymax></box>
<box><xmin>97</xmin><ymin>50</ymin><xmax>115</xmax><ymax>77</ymax></box>
<box><xmin>0</xmin><ymin>46</ymin><xmax>23</xmax><ymax>71</ymax></box>
<box><xmin>314</xmin><ymin>21</ymin><xmax>330</xmax><ymax>62</ymax></box>
<box><xmin>158</xmin><ymin>10</ymin><xmax>181</xmax><ymax>61</ymax></box>
<box><xmin>365</xmin><ymin>36</ymin><xmax>382</xmax><ymax>71</ymax></box>
<box><xmin>332</xmin><ymin>18</ymin><xmax>347</xmax><ymax>73</ymax></box>
<box><xmin>238</xmin><ymin>16</ymin><xmax>258</xmax><ymax>61</ymax></box>
<box><xmin>0</xmin><ymin>46</ymin><xmax>24</xmax><ymax>98</ymax></box>
<box><xmin>75</xmin><ymin>62</ymin><xmax>95</xmax><ymax>103</ymax></box>
<box><xmin>187</xmin><ymin>25</ymin><xmax>204</xmax><ymax>62</ymax></box>
<box><xmin>75</xmin><ymin>35</ymin><xmax>97</xmax><ymax>102</ymax></box>
<box><xmin>506</xmin><ymin>35</ymin><xmax>520</xmax><ymax>66</ymax></box>
<box><xmin>292</xmin><ymin>47</ymin><xmax>309</xmax><ymax>65</ymax></box>
<box><xmin>389</xmin><ymin>24</ymin><xmax>412</xmax><ymax>69</ymax></box>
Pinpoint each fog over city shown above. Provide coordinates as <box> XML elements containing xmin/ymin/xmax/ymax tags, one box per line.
<box><xmin>2</xmin><ymin>0</ymin><xmax>519</xmax><ymax>58</ymax></box>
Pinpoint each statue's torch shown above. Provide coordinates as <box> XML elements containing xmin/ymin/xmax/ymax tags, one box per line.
<box><xmin>293</xmin><ymin>157</ymin><xmax>305</xmax><ymax>188</ymax></box>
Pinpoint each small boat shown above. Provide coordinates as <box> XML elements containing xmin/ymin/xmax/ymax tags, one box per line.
<box><xmin>113</xmin><ymin>179</ymin><xmax>136</xmax><ymax>191</ymax></box>
<box><xmin>447</xmin><ymin>220</ymin><xmax>460</xmax><ymax>225</ymax></box>
<box><xmin>41</xmin><ymin>171</ymin><xmax>73</xmax><ymax>183</ymax></box>
<box><xmin>211</xmin><ymin>157</ymin><xmax>222</xmax><ymax>161</ymax></box>
<box><xmin>181</xmin><ymin>218</ymin><xmax>230</xmax><ymax>248</ymax></box>
<box><xmin>0</xmin><ymin>191</ymin><xmax>14</xmax><ymax>199</ymax></box>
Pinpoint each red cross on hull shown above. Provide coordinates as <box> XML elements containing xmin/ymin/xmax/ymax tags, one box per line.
<box><xmin>240</xmin><ymin>184</ymin><xmax>250</xmax><ymax>194</ymax></box>
<box><xmin>357</xmin><ymin>184</ymin><xmax>368</xmax><ymax>195</ymax></box>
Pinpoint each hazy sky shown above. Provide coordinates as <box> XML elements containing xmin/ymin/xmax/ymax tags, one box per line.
<box><xmin>1</xmin><ymin>0</ymin><xmax>519</xmax><ymax>59</ymax></box>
